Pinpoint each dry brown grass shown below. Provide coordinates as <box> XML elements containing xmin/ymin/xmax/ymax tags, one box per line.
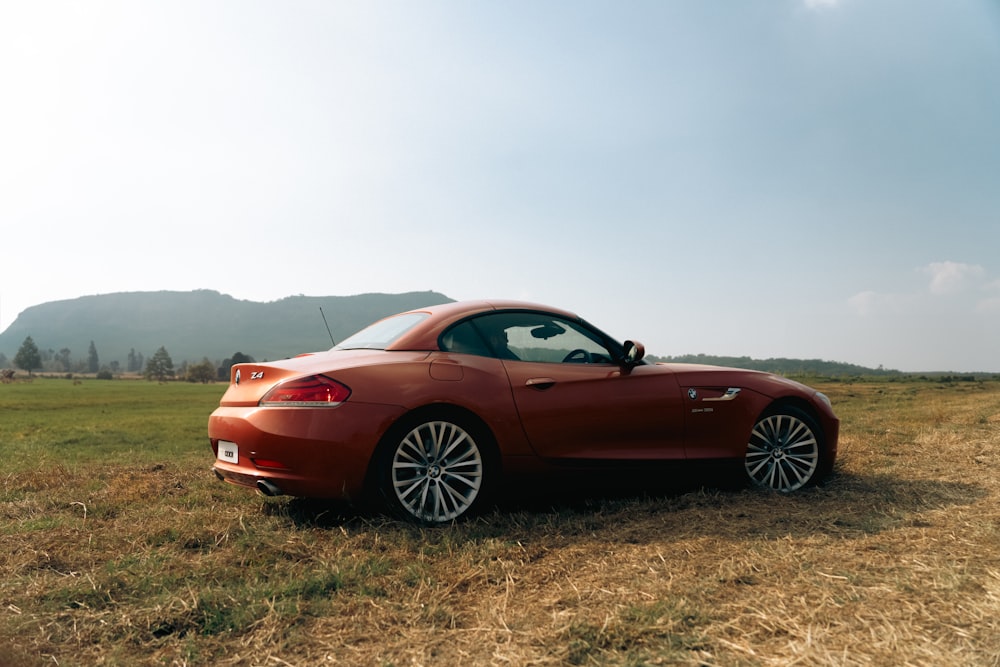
<box><xmin>2</xmin><ymin>379</ymin><xmax>999</xmax><ymax>666</ymax></box>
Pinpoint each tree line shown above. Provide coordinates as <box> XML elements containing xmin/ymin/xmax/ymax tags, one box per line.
<box><xmin>0</xmin><ymin>336</ymin><xmax>255</xmax><ymax>384</ymax></box>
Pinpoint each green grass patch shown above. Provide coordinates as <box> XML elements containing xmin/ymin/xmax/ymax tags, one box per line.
<box><xmin>2</xmin><ymin>378</ymin><xmax>1000</xmax><ymax>665</ymax></box>
<box><xmin>0</xmin><ymin>378</ymin><xmax>222</xmax><ymax>472</ymax></box>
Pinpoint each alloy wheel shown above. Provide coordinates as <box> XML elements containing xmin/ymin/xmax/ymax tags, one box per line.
<box><xmin>390</xmin><ymin>420</ymin><xmax>484</xmax><ymax>523</ymax></box>
<box><xmin>745</xmin><ymin>412</ymin><xmax>820</xmax><ymax>492</ymax></box>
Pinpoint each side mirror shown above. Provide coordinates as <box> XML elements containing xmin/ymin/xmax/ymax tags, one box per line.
<box><xmin>622</xmin><ymin>340</ymin><xmax>645</xmax><ymax>368</ymax></box>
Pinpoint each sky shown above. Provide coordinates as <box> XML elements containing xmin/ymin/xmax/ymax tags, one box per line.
<box><xmin>1</xmin><ymin>0</ymin><xmax>998</xmax><ymax>372</ymax></box>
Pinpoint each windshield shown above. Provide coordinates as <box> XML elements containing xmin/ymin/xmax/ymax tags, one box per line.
<box><xmin>334</xmin><ymin>312</ymin><xmax>428</xmax><ymax>350</ymax></box>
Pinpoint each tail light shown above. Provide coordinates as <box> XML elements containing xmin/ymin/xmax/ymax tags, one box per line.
<box><xmin>260</xmin><ymin>375</ymin><xmax>351</xmax><ymax>407</ymax></box>
<box><xmin>251</xmin><ymin>458</ymin><xmax>290</xmax><ymax>470</ymax></box>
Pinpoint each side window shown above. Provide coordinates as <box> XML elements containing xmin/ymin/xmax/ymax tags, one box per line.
<box><xmin>447</xmin><ymin>312</ymin><xmax>616</xmax><ymax>364</ymax></box>
<box><xmin>439</xmin><ymin>321</ymin><xmax>492</xmax><ymax>357</ymax></box>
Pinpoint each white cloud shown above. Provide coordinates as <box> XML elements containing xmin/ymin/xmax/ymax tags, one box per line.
<box><xmin>847</xmin><ymin>290</ymin><xmax>914</xmax><ymax>316</ymax></box>
<box><xmin>847</xmin><ymin>290</ymin><xmax>878</xmax><ymax>316</ymax></box>
<box><xmin>850</xmin><ymin>261</ymin><xmax>994</xmax><ymax>316</ymax></box>
<box><xmin>923</xmin><ymin>261</ymin><xmax>986</xmax><ymax>295</ymax></box>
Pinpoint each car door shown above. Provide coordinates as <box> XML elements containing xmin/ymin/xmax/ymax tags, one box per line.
<box><xmin>466</xmin><ymin>311</ymin><xmax>687</xmax><ymax>461</ymax></box>
<box><xmin>505</xmin><ymin>360</ymin><xmax>687</xmax><ymax>460</ymax></box>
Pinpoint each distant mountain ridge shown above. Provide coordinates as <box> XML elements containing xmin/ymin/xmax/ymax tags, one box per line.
<box><xmin>0</xmin><ymin>290</ymin><xmax>917</xmax><ymax>376</ymax></box>
<box><xmin>647</xmin><ymin>353</ymin><xmax>902</xmax><ymax>377</ymax></box>
<box><xmin>0</xmin><ymin>290</ymin><xmax>452</xmax><ymax>368</ymax></box>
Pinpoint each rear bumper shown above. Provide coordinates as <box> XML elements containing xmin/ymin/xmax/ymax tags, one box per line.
<box><xmin>208</xmin><ymin>401</ymin><xmax>406</xmax><ymax>500</ymax></box>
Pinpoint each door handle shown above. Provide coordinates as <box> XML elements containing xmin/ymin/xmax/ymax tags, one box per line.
<box><xmin>703</xmin><ymin>387</ymin><xmax>741</xmax><ymax>402</ymax></box>
<box><xmin>526</xmin><ymin>377</ymin><xmax>556</xmax><ymax>390</ymax></box>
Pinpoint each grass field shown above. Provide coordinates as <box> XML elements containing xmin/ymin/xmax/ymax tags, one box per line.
<box><xmin>2</xmin><ymin>377</ymin><xmax>998</xmax><ymax>666</ymax></box>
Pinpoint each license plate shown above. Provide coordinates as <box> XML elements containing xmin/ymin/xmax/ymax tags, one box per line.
<box><xmin>217</xmin><ymin>441</ymin><xmax>238</xmax><ymax>464</ymax></box>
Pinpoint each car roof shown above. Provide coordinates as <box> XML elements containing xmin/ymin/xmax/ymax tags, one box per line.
<box><xmin>385</xmin><ymin>300</ymin><xmax>582</xmax><ymax>351</ymax></box>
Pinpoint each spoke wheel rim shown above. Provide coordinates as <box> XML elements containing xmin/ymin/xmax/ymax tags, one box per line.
<box><xmin>391</xmin><ymin>420</ymin><xmax>483</xmax><ymax>523</ymax></box>
<box><xmin>745</xmin><ymin>413</ymin><xmax>819</xmax><ymax>492</ymax></box>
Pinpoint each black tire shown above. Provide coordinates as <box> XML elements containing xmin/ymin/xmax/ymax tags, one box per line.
<box><xmin>375</xmin><ymin>412</ymin><xmax>494</xmax><ymax>524</ymax></box>
<box><xmin>744</xmin><ymin>405</ymin><xmax>825</xmax><ymax>492</ymax></box>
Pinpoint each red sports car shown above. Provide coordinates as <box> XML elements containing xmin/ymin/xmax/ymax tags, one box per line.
<box><xmin>209</xmin><ymin>300</ymin><xmax>839</xmax><ymax>524</ymax></box>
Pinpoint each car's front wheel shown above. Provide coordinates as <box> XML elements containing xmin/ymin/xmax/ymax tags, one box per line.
<box><xmin>377</xmin><ymin>414</ymin><xmax>492</xmax><ymax>524</ymax></box>
<box><xmin>744</xmin><ymin>406</ymin><xmax>823</xmax><ymax>492</ymax></box>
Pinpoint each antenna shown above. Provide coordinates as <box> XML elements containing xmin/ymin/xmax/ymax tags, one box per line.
<box><xmin>319</xmin><ymin>307</ymin><xmax>336</xmax><ymax>346</ymax></box>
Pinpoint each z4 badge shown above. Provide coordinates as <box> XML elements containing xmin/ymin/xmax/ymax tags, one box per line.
<box><xmin>234</xmin><ymin>369</ymin><xmax>264</xmax><ymax>385</ymax></box>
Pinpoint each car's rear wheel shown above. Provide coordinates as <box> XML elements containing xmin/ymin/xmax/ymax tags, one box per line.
<box><xmin>377</xmin><ymin>414</ymin><xmax>492</xmax><ymax>524</ymax></box>
<box><xmin>745</xmin><ymin>406</ymin><xmax>822</xmax><ymax>492</ymax></box>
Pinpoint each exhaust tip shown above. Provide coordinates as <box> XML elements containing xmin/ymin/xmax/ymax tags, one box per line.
<box><xmin>256</xmin><ymin>479</ymin><xmax>283</xmax><ymax>497</ymax></box>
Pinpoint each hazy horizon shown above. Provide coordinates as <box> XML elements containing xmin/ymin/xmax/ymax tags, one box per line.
<box><xmin>1</xmin><ymin>288</ymin><xmax>996</xmax><ymax>374</ymax></box>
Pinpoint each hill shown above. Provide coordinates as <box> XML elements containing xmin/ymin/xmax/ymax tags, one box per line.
<box><xmin>1</xmin><ymin>291</ymin><xmax>912</xmax><ymax>377</ymax></box>
<box><xmin>0</xmin><ymin>290</ymin><xmax>452</xmax><ymax>370</ymax></box>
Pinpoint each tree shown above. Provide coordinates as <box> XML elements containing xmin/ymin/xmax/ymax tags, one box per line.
<box><xmin>127</xmin><ymin>348</ymin><xmax>144</xmax><ymax>374</ymax></box>
<box><xmin>218</xmin><ymin>351</ymin><xmax>255</xmax><ymax>380</ymax></box>
<box><xmin>56</xmin><ymin>348</ymin><xmax>72</xmax><ymax>372</ymax></box>
<box><xmin>14</xmin><ymin>336</ymin><xmax>42</xmax><ymax>377</ymax></box>
<box><xmin>144</xmin><ymin>346</ymin><xmax>175</xmax><ymax>382</ymax></box>
<box><xmin>186</xmin><ymin>358</ymin><xmax>217</xmax><ymax>384</ymax></box>
<box><xmin>87</xmin><ymin>341</ymin><xmax>99</xmax><ymax>374</ymax></box>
